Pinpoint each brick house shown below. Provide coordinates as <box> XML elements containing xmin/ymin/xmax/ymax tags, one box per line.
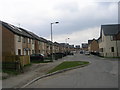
<box><xmin>81</xmin><ymin>43</ymin><xmax>88</xmax><ymax>51</ymax></box>
<box><xmin>22</xmin><ymin>31</ymin><xmax>48</xmax><ymax>56</ymax></box>
<box><xmin>88</xmin><ymin>39</ymin><xmax>99</xmax><ymax>53</ymax></box>
<box><xmin>1</xmin><ymin>21</ymin><xmax>35</xmax><ymax>61</ymax></box>
<box><xmin>53</xmin><ymin>42</ymin><xmax>60</xmax><ymax>53</ymax></box>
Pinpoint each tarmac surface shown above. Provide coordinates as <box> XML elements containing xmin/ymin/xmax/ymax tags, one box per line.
<box><xmin>26</xmin><ymin>54</ymin><xmax>119</xmax><ymax>88</ymax></box>
<box><xmin>2</xmin><ymin>53</ymin><xmax>119</xmax><ymax>88</ymax></box>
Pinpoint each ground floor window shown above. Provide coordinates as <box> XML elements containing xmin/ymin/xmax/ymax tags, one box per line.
<box><xmin>99</xmin><ymin>48</ymin><xmax>103</xmax><ymax>52</ymax></box>
<box><xmin>111</xmin><ymin>47</ymin><xmax>114</xmax><ymax>52</ymax></box>
<box><xmin>32</xmin><ymin>50</ymin><xmax>34</xmax><ymax>54</ymax></box>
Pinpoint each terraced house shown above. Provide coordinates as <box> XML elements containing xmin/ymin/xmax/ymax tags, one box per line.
<box><xmin>98</xmin><ymin>24</ymin><xmax>120</xmax><ymax>57</ymax></box>
<box><xmin>1</xmin><ymin>21</ymin><xmax>76</xmax><ymax>62</ymax></box>
<box><xmin>1</xmin><ymin>21</ymin><xmax>35</xmax><ymax>61</ymax></box>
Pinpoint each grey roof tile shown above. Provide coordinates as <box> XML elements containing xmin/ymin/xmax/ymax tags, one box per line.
<box><xmin>101</xmin><ymin>24</ymin><xmax>120</xmax><ymax>36</ymax></box>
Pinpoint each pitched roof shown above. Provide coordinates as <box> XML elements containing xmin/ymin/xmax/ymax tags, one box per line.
<box><xmin>88</xmin><ymin>39</ymin><xmax>98</xmax><ymax>45</ymax></box>
<box><xmin>2</xmin><ymin>21</ymin><xmax>33</xmax><ymax>38</ymax></box>
<box><xmin>101</xmin><ymin>24</ymin><xmax>120</xmax><ymax>36</ymax></box>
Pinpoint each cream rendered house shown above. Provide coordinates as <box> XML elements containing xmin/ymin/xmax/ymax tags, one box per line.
<box><xmin>99</xmin><ymin>24</ymin><xmax>120</xmax><ymax>57</ymax></box>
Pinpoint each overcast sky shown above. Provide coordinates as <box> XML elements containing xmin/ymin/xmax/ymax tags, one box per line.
<box><xmin>0</xmin><ymin>0</ymin><xmax>119</xmax><ymax>46</ymax></box>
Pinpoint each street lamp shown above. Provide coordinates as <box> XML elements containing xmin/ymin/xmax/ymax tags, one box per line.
<box><xmin>65</xmin><ymin>38</ymin><xmax>70</xmax><ymax>54</ymax></box>
<box><xmin>51</xmin><ymin>22</ymin><xmax>59</xmax><ymax>61</ymax></box>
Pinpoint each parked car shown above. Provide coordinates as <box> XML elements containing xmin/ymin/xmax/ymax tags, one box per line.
<box><xmin>69</xmin><ymin>51</ymin><xmax>74</xmax><ymax>55</ymax></box>
<box><xmin>85</xmin><ymin>51</ymin><xmax>90</xmax><ymax>55</ymax></box>
<box><xmin>30</xmin><ymin>54</ymin><xmax>44</xmax><ymax>61</ymax></box>
<box><xmin>80</xmin><ymin>50</ymin><xmax>84</xmax><ymax>54</ymax></box>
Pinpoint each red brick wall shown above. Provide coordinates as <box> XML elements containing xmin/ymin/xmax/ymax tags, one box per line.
<box><xmin>2</xmin><ymin>26</ymin><xmax>15</xmax><ymax>61</ymax></box>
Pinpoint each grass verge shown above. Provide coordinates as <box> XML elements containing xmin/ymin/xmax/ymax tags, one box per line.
<box><xmin>48</xmin><ymin>61</ymin><xmax>89</xmax><ymax>74</ymax></box>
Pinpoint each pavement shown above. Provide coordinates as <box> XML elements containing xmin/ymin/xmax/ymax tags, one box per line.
<box><xmin>2</xmin><ymin>55</ymin><xmax>73</xmax><ymax>88</ymax></box>
<box><xmin>25</xmin><ymin>54</ymin><xmax>119</xmax><ymax>88</ymax></box>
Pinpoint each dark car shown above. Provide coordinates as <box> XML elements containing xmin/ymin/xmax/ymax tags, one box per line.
<box><xmin>80</xmin><ymin>50</ymin><xmax>84</xmax><ymax>54</ymax></box>
<box><xmin>30</xmin><ymin>54</ymin><xmax>44</xmax><ymax>61</ymax></box>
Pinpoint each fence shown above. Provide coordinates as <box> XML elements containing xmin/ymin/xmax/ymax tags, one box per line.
<box><xmin>2</xmin><ymin>55</ymin><xmax>30</xmax><ymax>71</ymax></box>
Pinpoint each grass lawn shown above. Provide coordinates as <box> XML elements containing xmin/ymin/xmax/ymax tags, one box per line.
<box><xmin>48</xmin><ymin>61</ymin><xmax>89</xmax><ymax>74</ymax></box>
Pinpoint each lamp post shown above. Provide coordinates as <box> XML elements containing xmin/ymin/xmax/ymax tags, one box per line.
<box><xmin>51</xmin><ymin>22</ymin><xmax>59</xmax><ymax>61</ymax></box>
<box><xmin>65</xmin><ymin>38</ymin><xmax>70</xmax><ymax>54</ymax></box>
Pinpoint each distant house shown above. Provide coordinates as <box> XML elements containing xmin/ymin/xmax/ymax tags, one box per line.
<box><xmin>69</xmin><ymin>45</ymin><xmax>75</xmax><ymax>52</ymax></box>
<box><xmin>82</xmin><ymin>43</ymin><xmax>88</xmax><ymax>51</ymax></box>
<box><xmin>60</xmin><ymin>43</ymin><xmax>67</xmax><ymax>53</ymax></box>
<box><xmin>53</xmin><ymin>42</ymin><xmax>60</xmax><ymax>53</ymax></box>
<box><xmin>75</xmin><ymin>45</ymin><xmax>80</xmax><ymax>49</ymax></box>
<box><xmin>98</xmin><ymin>24</ymin><xmax>120</xmax><ymax>57</ymax></box>
<box><xmin>88</xmin><ymin>39</ymin><xmax>99</xmax><ymax>53</ymax></box>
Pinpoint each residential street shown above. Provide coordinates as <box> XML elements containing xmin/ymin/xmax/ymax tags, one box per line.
<box><xmin>2</xmin><ymin>55</ymin><xmax>73</xmax><ymax>88</ymax></box>
<box><xmin>26</xmin><ymin>53</ymin><xmax>118</xmax><ymax>88</ymax></box>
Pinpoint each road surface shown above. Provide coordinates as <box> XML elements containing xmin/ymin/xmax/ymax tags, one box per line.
<box><xmin>26</xmin><ymin>54</ymin><xmax>118</xmax><ymax>88</ymax></box>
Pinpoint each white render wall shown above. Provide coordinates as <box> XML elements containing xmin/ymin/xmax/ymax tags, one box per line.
<box><xmin>99</xmin><ymin>31</ymin><xmax>120</xmax><ymax>57</ymax></box>
<box><xmin>14</xmin><ymin>35</ymin><xmax>23</xmax><ymax>55</ymax></box>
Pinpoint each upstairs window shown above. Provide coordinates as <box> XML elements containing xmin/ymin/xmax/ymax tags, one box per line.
<box><xmin>29</xmin><ymin>39</ymin><xmax>31</xmax><ymax>43</ymax></box>
<box><xmin>26</xmin><ymin>38</ymin><xmax>28</xmax><ymax>43</ymax></box>
<box><xmin>32</xmin><ymin>40</ymin><xmax>34</xmax><ymax>44</ymax></box>
<box><xmin>23</xmin><ymin>37</ymin><xmax>26</xmax><ymax>43</ymax></box>
<box><xmin>110</xmin><ymin>36</ymin><xmax>113</xmax><ymax>41</ymax></box>
<box><xmin>18</xmin><ymin>36</ymin><xmax>21</xmax><ymax>42</ymax></box>
<box><xmin>28</xmin><ymin>38</ymin><xmax>31</xmax><ymax>44</ymax></box>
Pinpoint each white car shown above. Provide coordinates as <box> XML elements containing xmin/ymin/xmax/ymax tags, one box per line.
<box><xmin>85</xmin><ymin>51</ymin><xmax>90</xmax><ymax>55</ymax></box>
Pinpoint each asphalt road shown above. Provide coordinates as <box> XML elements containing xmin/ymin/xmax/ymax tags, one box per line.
<box><xmin>26</xmin><ymin>53</ymin><xmax>118</xmax><ymax>88</ymax></box>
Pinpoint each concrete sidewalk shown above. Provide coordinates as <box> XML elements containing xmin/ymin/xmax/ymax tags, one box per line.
<box><xmin>2</xmin><ymin>56</ymin><xmax>71</xmax><ymax>88</ymax></box>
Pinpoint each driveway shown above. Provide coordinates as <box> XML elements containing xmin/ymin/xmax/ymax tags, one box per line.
<box><xmin>26</xmin><ymin>54</ymin><xmax>118</xmax><ymax>88</ymax></box>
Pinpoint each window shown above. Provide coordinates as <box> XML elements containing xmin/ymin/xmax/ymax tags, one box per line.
<box><xmin>111</xmin><ymin>47</ymin><xmax>114</xmax><ymax>52</ymax></box>
<box><xmin>100</xmin><ymin>48</ymin><xmax>103</xmax><ymax>52</ymax></box>
<box><xmin>32</xmin><ymin>40</ymin><xmax>34</xmax><ymax>44</ymax></box>
<box><xmin>23</xmin><ymin>37</ymin><xmax>26</xmax><ymax>43</ymax></box>
<box><xmin>110</xmin><ymin>36</ymin><xmax>113</xmax><ymax>41</ymax></box>
<box><xmin>28</xmin><ymin>38</ymin><xmax>31</xmax><ymax>44</ymax></box>
<box><xmin>29</xmin><ymin>39</ymin><xmax>31</xmax><ymax>43</ymax></box>
<box><xmin>18</xmin><ymin>49</ymin><xmax>21</xmax><ymax>55</ymax></box>
<box><xmin>26</xmin><ymin>38</ymin><xmax>28</xmax><ymax>43</ymax></box>
<box><xmin>32</xmin><ymin>50</ymin><xmax>34</xmax><ymax>54</ymax></box>
<box><xmin>18</xmin><ymin>36</ymin><xmax>21</xmax><ymax>42</ymax></box>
